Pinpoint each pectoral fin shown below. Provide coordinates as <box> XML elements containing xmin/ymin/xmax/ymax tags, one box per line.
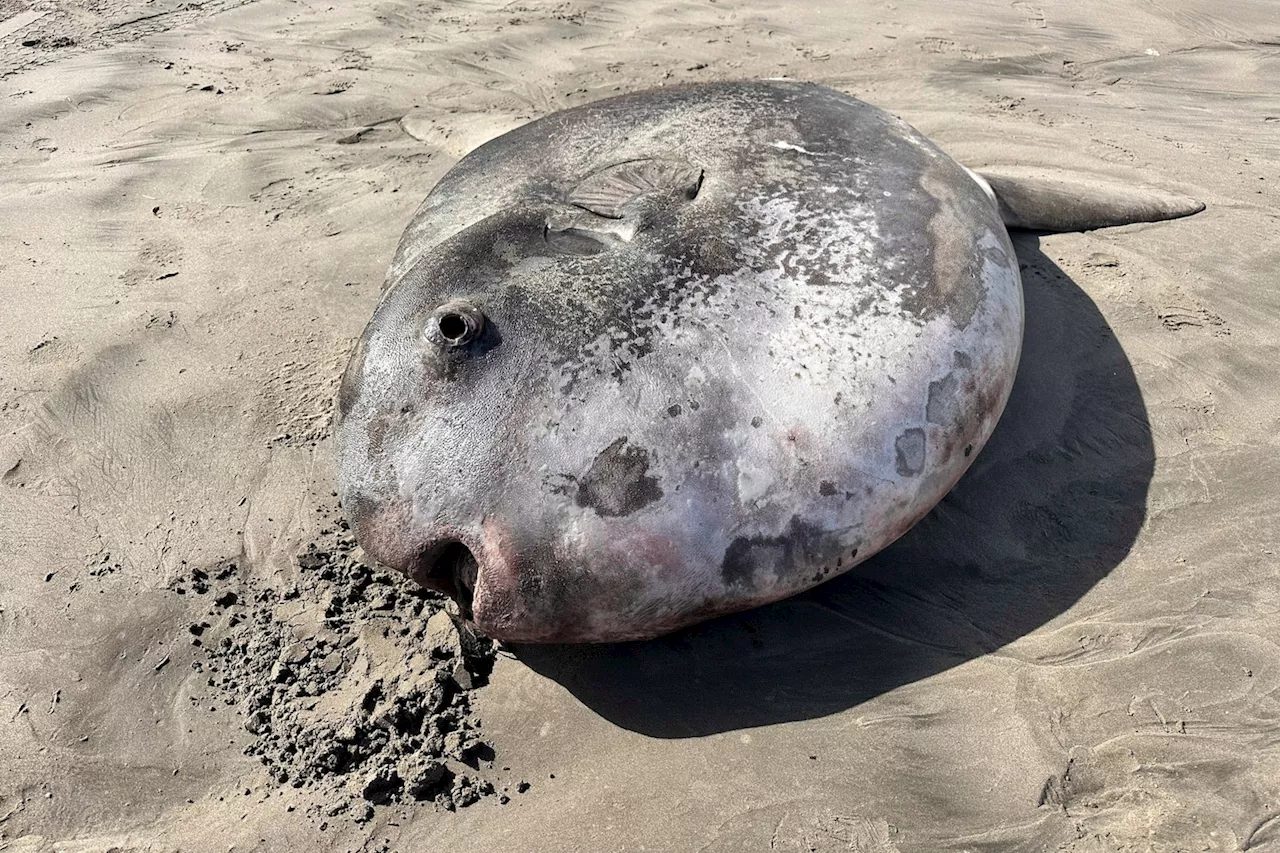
<box><xmin>545</xmin><ymin>158</ymin><xmax>705</xmax><ymax>249</ymax></box>
<box><xmin>569</xmin><ymin>158</ymin><xmax>704</xmax><ymax>219</ymax></box>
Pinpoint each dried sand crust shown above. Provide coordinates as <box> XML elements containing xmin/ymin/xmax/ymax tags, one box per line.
<box><xmin>1</xmin><ymin>0</ymin><xmax>1278</xmax><ymax>851</ymax></box>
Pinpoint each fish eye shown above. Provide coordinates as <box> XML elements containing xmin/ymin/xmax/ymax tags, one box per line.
<box><xmin>426</xmin><ymin>300</ymin><xmax>485</xmax><ymax>348</ymax></box>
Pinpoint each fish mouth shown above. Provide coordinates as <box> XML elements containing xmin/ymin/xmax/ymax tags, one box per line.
<box><xmin>411</xmin><ymin>539</ymin><xmax>480</xmax><ymax>620</ymax></box>
<box><xmin>405</xmin><ymin>530</ymin><xmax>590</xmax><ymax>643</ymax></box>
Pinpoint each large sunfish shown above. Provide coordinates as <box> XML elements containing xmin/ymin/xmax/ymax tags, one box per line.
<box><xmin>334</xmin><ymin>80</ymin><xmax>1201</xmax><ymax>642</ymax></box>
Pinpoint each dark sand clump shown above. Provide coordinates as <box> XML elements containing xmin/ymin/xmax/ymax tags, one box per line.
<box><xmin>169</xmin><ymin>509</ymin><xmax>525</xmax><ymax>821</ymax></box>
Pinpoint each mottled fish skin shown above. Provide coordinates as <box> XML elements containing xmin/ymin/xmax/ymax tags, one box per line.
<box><xmin>334</xmin><ymin>80</ymin><xmax>1023</xmax><ymax>643</ymax></box>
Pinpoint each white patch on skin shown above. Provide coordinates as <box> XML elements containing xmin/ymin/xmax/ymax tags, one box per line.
<box><xmin>738</xmin><ymin>192</ymin><xmax>882</xmax><ymax>293</ymax></box>
<box><xmin>736</xmin><ymin>459</ymin><xmax>771</xmax><ymax>505</ymax></box>
<box><xmin>771</xmin><ymin>140</ymin><xmax>825</xmax><ymax>155</ymax></box>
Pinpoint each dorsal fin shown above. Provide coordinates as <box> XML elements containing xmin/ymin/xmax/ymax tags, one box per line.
<box><xmin>973</xmin><ymin>168</ymin><xmax>1205</xmax><ymax>232</ymax></box>
<box><xmin>569</xmin><ymin>158</ymin><xmax>704</xmax><ymax>219</ymax></box>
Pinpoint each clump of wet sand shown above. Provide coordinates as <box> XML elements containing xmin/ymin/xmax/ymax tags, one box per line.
<box><xmin>169</xmin><ymin>509</ymin><xmax>528</xmax><ymax>822</ymax></box>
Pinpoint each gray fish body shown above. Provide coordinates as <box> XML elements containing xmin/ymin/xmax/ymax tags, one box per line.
<box><xmin>335</xmin><ymin>80</ymin><xmax>1023</xmax><ymax>642</ymax></box>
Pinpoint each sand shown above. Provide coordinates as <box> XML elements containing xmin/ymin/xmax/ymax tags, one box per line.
<box><xmin>1</xmin><ymin>0</ymin><xmax>1278</xmax><ymax>850</ymax></box>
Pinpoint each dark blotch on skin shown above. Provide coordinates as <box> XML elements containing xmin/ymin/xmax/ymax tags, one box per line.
<box><xmin>576</xmin><ymin>437</ymin><xmax>663</xmax><ymax>517</ymax></box>
<box><xmin>667</xmin><ymin>404</ymin><xmax>682</xmax><ymax>417</ymax></box>
<box><xmin>894</xmin><ymin>428</ymin><xmax>926</xmax><ymax>477</ymax></box>
<box><xmin>721</xmin><ymin>516</ymin><xmax>831</xmax><ymax>589</ymax></box>
<box><xmin>926</xmin><ymin>372</ymin><xmax>960</xmax><ymax>426</ymax></box>
<box><xmin>365</xmin><ymin>415</ymin><xmax>392</xmax><ymax>459</ymax></box>
<box><xmin>819</xmin><ymin>481</ymin><xmax>838</xmax><ymax>497</ymax></box>
<box><xmin>953</xmin><ymin>350</ymin><xmax>972</xmax><ymax>369</ymax></box>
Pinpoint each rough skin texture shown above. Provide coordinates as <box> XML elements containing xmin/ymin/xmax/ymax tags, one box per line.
<box><xmin>334</xmin><ymin>80</ymin><xmax>1023</xmax><ymax>642</ymax></box>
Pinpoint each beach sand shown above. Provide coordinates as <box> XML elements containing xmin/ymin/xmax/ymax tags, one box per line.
<box><xmin>1</xmin><ymin>0</ymin><xmax>1278</xmax><ymax>849</ymax></box>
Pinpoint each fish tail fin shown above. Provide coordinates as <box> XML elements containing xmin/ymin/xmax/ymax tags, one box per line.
<box><xmin>970</xmin><ymin>168</ymin><xmax>1205</xmax><ymax>232</ymax></box>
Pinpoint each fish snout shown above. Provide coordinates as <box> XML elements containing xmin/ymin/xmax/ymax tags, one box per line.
<box><xmin>349</xmin><ymin>516</ymin><xmax>484</xmax><ymax>623</ymax></box>
<box><xmin>388</xmin><ymin>530</ymin><xmax>554</xmax><ymax>642</ymax></box>
<box><xmin>342</xmin><ymin>494</ymin><xmax>512</xmax><ymax>632</ymax></box>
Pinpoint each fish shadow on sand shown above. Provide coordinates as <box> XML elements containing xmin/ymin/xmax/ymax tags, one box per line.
<box><xmin>515</xmin><ymin>235</ymin><xmax>1154</xmax><ymax>737</ymax></box>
